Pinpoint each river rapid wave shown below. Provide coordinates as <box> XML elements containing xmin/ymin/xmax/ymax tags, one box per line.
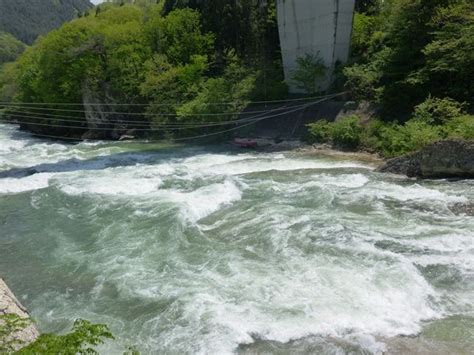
<box><xmin>0</xmin><ymin>124</ymin><xmax>473</xmax><ymax>354</ymax></box>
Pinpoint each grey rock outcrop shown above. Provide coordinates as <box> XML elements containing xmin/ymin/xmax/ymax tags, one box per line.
<box><xmin>0</xmin><ymin>278</ymin><xmax>39</xmax><ymax>351</ymax></box>
<box><xmin>378</xmin><ymin>140</ymin><xmax>474</xmax><ymax>179</ymax></box>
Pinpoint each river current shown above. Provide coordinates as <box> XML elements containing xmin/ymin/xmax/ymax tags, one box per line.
<box><xmin>0</xmin><ymin>123</ymin><xmax>473</xmax><ymax>354</ymax></box>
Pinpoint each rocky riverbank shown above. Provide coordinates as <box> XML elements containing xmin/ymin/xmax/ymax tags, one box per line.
<box><xmin>378</xmin><ymin>140</ymin><xmax>474</xmax><ymax>179</ymax></box>
<box><xmin>0</xmin><ymin>278</ymin><xmax>39</xmax><ymax>351</ymax></box>
<box><xmin>264</xmin><ymin>138</ymin><xmax>474</xmax><ymax>180</ymax></box>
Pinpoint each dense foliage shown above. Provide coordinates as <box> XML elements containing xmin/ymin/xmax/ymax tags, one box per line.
<box><xmin>0</xmin><ymin>32</ymin><xmax>26</xmax><ymax>67</ymax></box>
<box><xmin>308</xmin><ymin>97</ymin><xmax>474</xmax><ymax>157</ymax></box>
<box><xmin>291</xmin><ymin>54</ymin><xmax>328</xmax><ymax>95</ymax></box>
<box><xmin>0</xmin><ymin>315</ymin><xmax>117</xmax><ymax>354</ymax></box>
<box><xmin>0</xmin><ymin>0</ymin><xmax>92</xmax><ymax>45</ymax></box>
<box><xmin>0</xmin><ymin>0</ymin><xmax>285</xmax><ymax>139</ymax></box>
<box><xmin>307</xmin><ymin>116</ymin><xmax>363</xmax><ymax>150</ymax></box>
<box><xmin>308</xmin><ymin>0</ymin><xmax>473</xmax><ymax>157</ymax></box>
<box><xmin>0</xmin><ymin>0</ymin><xmax>472</xmax><ymax>153</ymax></box>
<box><xmin>345</xmin><ymin>0</ymin><xmax>474</xmax><ymax>117</ymax></box>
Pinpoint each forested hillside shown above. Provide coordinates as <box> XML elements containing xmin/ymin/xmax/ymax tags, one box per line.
<box><xmin>0</xmin><ymin>0</ymin><xmax>472</xmax><ymax>155</ymax></box>
<box><xmin>0</xmin><ymin>0</ymin><xmax>92</xmax><ymax>44</ymax></box>
<box><xmin>0</xmin><ymin>1</ymin><xmax>283</xmax><ymax>140</ymax></box>
<box><xmin>307</xmin><ymin>0</ymin><xmax>474</xmax><ymax>157</ymax></box>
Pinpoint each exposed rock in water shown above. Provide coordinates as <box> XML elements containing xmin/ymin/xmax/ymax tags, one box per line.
<box><xmin>0</xmin><ymin>278</ymin><xmax>39</xmax><ymax>350</ymax></box>
<box><xmin>378</xmin><ymin>140</ymin><xmax>474</xmax><ymax>179</ymax></box>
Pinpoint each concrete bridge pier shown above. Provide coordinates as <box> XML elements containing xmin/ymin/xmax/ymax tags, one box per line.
<box><xmin>277</xmin><ymin>0</ymin><xmax>356</xmax><ymax>94</ymax></box>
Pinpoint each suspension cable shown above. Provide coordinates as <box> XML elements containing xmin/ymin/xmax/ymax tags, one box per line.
<box><xmin>0</xmin><ymin>92</ymin><xmax>346</xmax><ymax>107</ymax></box>
<box><xmin>4</xmin><ymin>102</ymin><xmax>306</xmax><ymax>131</ymax></box>
<box><xmin>1</xmin><ymin>100</ymin><xmax>313</xmax><ymax>126</ymax></box>
<box><xmin>2</xmin><ymin>96</ymin><xmax>333</xmax><ymax>142</ymax></box>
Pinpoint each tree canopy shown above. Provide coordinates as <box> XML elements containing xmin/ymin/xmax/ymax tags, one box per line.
<box><xmin>0</xmin><ymin>31</ymin><xmax>26</xmax><ymax>67</ymax></box>
<box><xmin>0</xmin><ymin>1</ymin><xmax>286</xmax><ymax>139</ymax></box>
<box><xmin>345</xmin><ymin>0</ymin><xmax>474</xmax><ymax>117</ymax></box>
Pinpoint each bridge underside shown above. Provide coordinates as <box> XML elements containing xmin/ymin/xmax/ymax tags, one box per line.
<box><xmin>277</xmin><ymin>0</ymin><xmax>355</xmax><ymax>94</ymax></box>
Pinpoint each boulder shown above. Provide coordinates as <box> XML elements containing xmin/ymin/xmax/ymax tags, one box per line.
<box><xmin>378</xmin><ymin>140</ymin><xmax>474</xmax><ymax>178</ymax></box>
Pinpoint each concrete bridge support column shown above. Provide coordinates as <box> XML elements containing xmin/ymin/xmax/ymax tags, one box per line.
<box><xmin>277</xmin><ymin>0</ymin><xmax>355</xmax><ymax>94</ymax></box>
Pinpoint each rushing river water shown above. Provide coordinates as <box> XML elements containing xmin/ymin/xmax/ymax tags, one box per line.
<box><xmin>0</xmin><ymin>123</ymin><xmax>473</xmax><ymax>354</ymax></box>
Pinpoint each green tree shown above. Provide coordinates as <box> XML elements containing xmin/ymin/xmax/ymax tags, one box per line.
<box><xmin>176</xmin><ymin>56</ymin><xmax>256</xmax><ymax>123</ymax></box>
<box><xmin>413</xmin><ymin>96</ymin><xmax>467</xmax><ymax>125</ymax></box>
<box><xmin>291</xmin><ymin>53</ymin><xmax>328</xmax><ymax>94</ymax></box>
<box><xmin>0</xmin><ymin>32</ymin><xmax>26</xmax><ymax>67</ymax></box>
<box><xmin>345</xmin><ymin>0</ymin><xmax>473</xmax><ymax>116</ymax></box>
<box><xmin>419</xmin><ymin>0</ymin><xmax>474</xmax><ymax>104</ymax></box>
<box><xmin>144</xmin><ymin>8</ymin><xmax>213</xmax><ymax>65</ymax></box>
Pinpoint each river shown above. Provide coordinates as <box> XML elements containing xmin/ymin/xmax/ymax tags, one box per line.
<box><xmin>0</xmin><ymin>123</ymin><xmax>473</xmax><ymax>354</ymax></box>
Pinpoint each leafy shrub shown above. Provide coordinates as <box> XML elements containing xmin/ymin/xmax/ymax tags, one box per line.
<box><xmin>330</xmin><ymin>115</ymin><xmax>364</xmax><ymax>149</ymax></box>
<box><xmin>442</xmin><ymin>115</ymin><xmax>474</xmax><ymax>140</ymax></box>
<box><xmin>306</xmin><ymin>120</ymin><xmax>332</xmax><ymax>143</ymax></box>
<box><xmin>359</xmin><ymin>118</ymin><xmax>386</xmax><ymax>151</ymax></box>
<box><xmin>376</xmin><ymin>119</ymin><xmax>442</xmax><ymax>157</ymax></box>
<box><xmin>291</xmin><ymin>53</ymin><xmax>327</xmax><ymax>94</ymax></box>
<box><xmin>413</xmin><ymin>96</ymin><xmax>466</xmax><ymax>125</ymax></box>
<box><xmin>1</xmin><ymin>315</ymin><xmax>116</xmax><ymax>355</ymax></box>
<box><xmin>343</xmin><ymin>62</ymin><xmax>382</xmax><ymax>101</ymax></box>
<box><xmin>307</xmin><ymin>115</ymin><xmax>363</xmax><ymax>149</ymax></box>
<box><xmin>351</xmin><ymin>13</ymin><xmax>384</xmax><ymax>60</ymax></box>
<box><xmin>18</xmin><ymin>319</ymin><xmax>114</xmax><ymax>355</ymax></box>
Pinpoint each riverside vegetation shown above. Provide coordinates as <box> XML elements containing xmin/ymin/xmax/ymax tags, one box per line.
<box><xmin>308</xmin><ymin>0</ymin><xmax>474</xmax><ymax>157</ymax></box>
<box><xmin>0</xmin><ymin>0</ymin><xmax>286</xmax><ymax>140</ymax></box>
<box><xmin>0</xmin><ymin>314</ymin><xmax>119</xmax><ymax>355</ymax></box>
<box><xmin>0</xmin><ymin>0</ymin><xmax>471</xmax><ymax>155</ymax></box>
<box><xmin>0</xmin><ymin>2</ymin><xmax>473</xmax><ymax>351</ymax></box>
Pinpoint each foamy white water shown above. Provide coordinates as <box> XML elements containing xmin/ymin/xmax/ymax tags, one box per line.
<box><xmin>1</xmin><ymin>123</ymin><xmax>473</xmax><ymax>354</ymax></box>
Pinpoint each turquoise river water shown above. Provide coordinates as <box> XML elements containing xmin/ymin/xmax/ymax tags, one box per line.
<box><xmin>0</xmin><ymin>123</ymin><xmax>473</xmax><ymax>354</ymax></box>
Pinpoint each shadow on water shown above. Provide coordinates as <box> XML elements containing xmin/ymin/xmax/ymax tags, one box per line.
<box><xmin>0</xmin><ymin>142</ymin><xmax>241</xmax><ymax>179</ymax></box>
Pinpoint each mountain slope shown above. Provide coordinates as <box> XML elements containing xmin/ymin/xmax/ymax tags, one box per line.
<box><xmin>0</xmin><ymin>0</ymin><xmax>93</xmax><ymax>45</ymax></box>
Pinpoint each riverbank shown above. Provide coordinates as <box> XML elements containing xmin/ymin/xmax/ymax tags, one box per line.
<box><xmin>254</xmin><ymin>137</ymin><xmax>474</xmax><ymax>180</ymax></box>
<box><xmin>0</xmin><ymin>278</ymin><xmax>39</xmax><ymax>351</ymax></box>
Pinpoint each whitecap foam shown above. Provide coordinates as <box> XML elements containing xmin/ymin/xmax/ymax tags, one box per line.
<box><xmin>163</xmin><ymin>179</ymin><xmax>243</xmax><ymax>223</ymax></box>
<box><xmin>372</xmin><ymin>182</ymin><xmax>467</xmax><ymax>203</ymax></box>
<box><xmin>313</xmin><ymin>173</ymin><xmax>370</xmax><ymax>189</ymax></box>
<box><xmin>134</xmin><ymin>256</ymin><xmax>440</xmax><ymax>354</ymax></box>
<box><xmin>59</xmin><ymin>174</ymin><xmax>162</xmax><ymax>196</ymax></box>
<box><xmin>197</xmin><ymin>158</ymin><xmax>372</xmax><ymax>177</ymax></box>
<box><xmin>0</xmin><ymin>173</ymin><xmax>53</xmax><ymax>193</ymax></box>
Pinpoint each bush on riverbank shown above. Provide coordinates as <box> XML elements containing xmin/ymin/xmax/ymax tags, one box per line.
<box><xmin>0</xmin><ymin>315</ymin><xmax>120</xmax><ymax>354</ymax></box>
<box><xmin>307</xmin><ymin>97</ymin><xmax>474</xmax><ymax>158</ymax></box>
<box><xmin>307</xmin><ymin>115</ymin><xmax>363</xmax><ymax>150</ymax></box>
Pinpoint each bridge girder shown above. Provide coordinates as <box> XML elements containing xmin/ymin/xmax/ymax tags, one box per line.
<box><xmin>277</xmin><ymin>0</ymin><xmax>356</xmax><ymax>93</ymax></box>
